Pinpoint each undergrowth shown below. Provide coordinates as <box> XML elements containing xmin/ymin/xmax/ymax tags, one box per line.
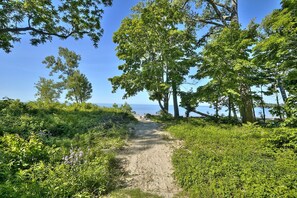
<box><xmin>0</xmin><ymin>99</ymin><xmax>136</xmax><ymax>197</ymax></box>
<box><xmin>167</xmin><ymin>118</ymin><xmax>297</xmax><ymax>197</ymax></box>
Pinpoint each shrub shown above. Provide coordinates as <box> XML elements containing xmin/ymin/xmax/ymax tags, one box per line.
<box><xmin>168</xmin><ymin>120</ymin><xmax>297</xmax><ymax>197</ymax></box>
<box><xmin>0</xmin><ymin>100</ymin><xmax>135</xmax><ymax>197</ymax></box>
<box><xmin>265</xmin><ymin>128</ymin><xmax>297</xmax><ymax>153</ymax></box>
<box><xmin>0</xmin><ymin>133</ymin><xmax>51</xmax><ymax>171</ymax></box>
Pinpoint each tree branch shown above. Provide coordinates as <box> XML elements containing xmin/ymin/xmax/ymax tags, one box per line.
<box><xmin>181</xmin><ymin>0</ymin><xmax>191</xmax><ymax>9</ymax></box>
<box><xmin>195</xmin><ymin>18</ymin><xmax>224</xmax><ymax>27</ymax></box>
<box><xmin>0</xmin><ymin>27</ymin><xmax>87</xmax><ymax>39</ymax></box>
<box><xmin>214</xmin><ymin>2</ymin><xmax>233</xmax><ymax>13</ymax></box>
<box><xmin>206</xmin><ymin>0</ymin><xmax>228</xmax><ymax>26</ymax></box>
<box><xmin>196</xmin><ymin>32</ymin><xmax>212</xmax><ymax>46</ymax></box>
<box><xmin>196</xmin><ymin>27</ymin><xmax>220</xmax><ymax>46</ymax></box>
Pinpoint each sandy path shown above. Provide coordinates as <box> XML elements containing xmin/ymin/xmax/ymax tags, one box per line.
<box><xmin>118</xmin><ymin>116</ymin><xmax>181</xmax><ymax>198</ymax></box>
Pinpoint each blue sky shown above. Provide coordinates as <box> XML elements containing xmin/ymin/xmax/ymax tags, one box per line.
<box><xmin>0</xmin><ymin>0</ymin><xmax>281</xmax><ymax>105</ymax></box>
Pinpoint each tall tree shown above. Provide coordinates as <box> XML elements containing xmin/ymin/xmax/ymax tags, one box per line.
<box><xmin>253</xmin><ymin>0</ymin><xmax>297</xmax><ymax>123</ymax></box>
<box><xmin>66</xmin><ymin>71</ymin><xmax>92</xmax><ymax>103</ymax></box>
<box><xmin>0</xmin><ymin>0</ymin><xmax>112</xmax><ymax>53</ymax></box>
<box><xmin>196</xmin><ymin>22</ymin><xmax>258</xmax><ymax>122</ymax></box>
<box><xmin>35</xmin><ymin>77</ymin><xmax>62</xmax><ymax>103</ymax></box>
<box><xmin>43</xmin><ymin>47</ymin><xmax>80</xmax><ymax>79</ymax></box>
<box><xmin>177</xmin><ymin>0</ymin><xmax>256</xmax><ymax>122</ymax></box>
<box><xmin>42</xmin><ymin>47</ymin><xmax>92</xmax><ymax>103</ymax></box>
<box><xmin>109</xmin><ymin>0</ymin><xmax>197</xmax><ymax>118</ymax></box>
<box><xmin>178</xmin><ymin>0</ymin><xmax>239</xmax><ymax>45</ymax></box>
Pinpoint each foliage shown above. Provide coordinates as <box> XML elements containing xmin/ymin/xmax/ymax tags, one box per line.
<box><xmin>0</xmin><ymin>99</ymin><xmax>136</xmax><ymax>197</ymax></box>
<box><xmin>167</xmin><ymin>119</ymin><xmax>297</xmax><ymax>197</ymax></box>
<box><xmin>195</xmin><ymin>22</ymin><xmax>258</xmax><ymax>122</ymax></box>
<box><xmin>179</xmin><ymin>90</ymin><xmax>199</xmax><ymax>117</ymax></box>
<box><xmin>40</xmin><ymin>47</ymin><xmax>93</xmax><ymax>103</ymax></box>
<box><xmin>283</xmin><ymin>96</ymin><xmax>297</xmax><ymax>127</ymax></box>
<box><xmin>253</xmin><ymin>0</ymin><xmax>297</xmax><ymax>123</ymax></box>
<box><xmin>108</xmin><ymin>188</ymin><xmax>161</xmax><ymax>198</ymax></box>
<box><xmin>118</xmin><ymin>102</ymin><xmax>134</xmax><ymax>114</ymax></box>
<box><xmin>181</xmin><ymin>0</ymin><xmax>240</xmax><ymax>44</ymax></box>
<box><xmin>35</xmin><ymin>77</ymin><xmax>62</xmax><ymax>103</ymax></box>
<box><xmin>0</xmin><ymin>0</ymin><xmax>112</xmax><ymax>53</ymax></box>
<box><xmin>66</xmin><ymin>71</ymin><xmax>92</xmax><ymax>103</ymax></box>
<box><xmin>174</xmin><ymin>0</ymin><xmax>256</xmax><ymax>122</ymax></box>
<box><xmin>266</xmin><ymin>128</ymin><xmax>297</xmax><ymax>153</ymax></box>
<box><xmin>109</xmin><ymin>0</ymin><xmax>198</xmax><ymax>117</ymax></box>
<box><xmin>195</xmin><ymin>23</ymin><xmax>257</xmax><ymax>122</ymax></box>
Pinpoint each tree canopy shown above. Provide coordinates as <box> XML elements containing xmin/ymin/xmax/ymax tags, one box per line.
<box><xmin>253</xmin><ymin>0</ymin><xmax>297</xmax><ymax>125</ymax></box>
<box><xmin>196</xmin><ymin>22</ymin><xmax>258</xmax><ymax>121</ymax></box>
<box><xmin>38</xmin><ymin>47</ymin><xmax>93</xmax><ymax>103</ymax></box>
<box><xmin>109</xmin><ymin>0</ymin><xmax>198</xmax><ymax>117</ymax></box>
<box><xmin>35</xmin><ymin>77</ymin><xmax>62</xmax><ymax>103</ymax></box>
<box><xmin>109</xmin><ymin>0</ymin><xmax>296</xmax><ymax>124</ymax></box>
<box><xmin>0</xmin><ymin>0</ymin><xmax>112</xmax><ymax>53</ymax></box>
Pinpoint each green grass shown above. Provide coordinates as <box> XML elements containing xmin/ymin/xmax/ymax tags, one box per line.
<box><xmin>166</xmin><ymin>118</ymin><xmax>297</xmax><ymax>197</ymax></box>
<box><xmin>0</xmin><ymin>100</ymin><xmax>136</xmax><ymax>197</ymax></box>
<box><xmin>106</xmin><ymin>188</ymin><xmax>161</xmax><ymax>198</ymax></box>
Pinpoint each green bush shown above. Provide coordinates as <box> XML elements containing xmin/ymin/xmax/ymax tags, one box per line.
<box><xmin>0</xmin><ymin>133</ymin><xmax>51</xmax><ymax>171</ymax></box>
<box><xmin>283</xmin><ymin>96</ymin><xmax>297</xmax><ymax>127</ymax></box>
<box><xmin>0</xmin><ymin>100</ymin><xmax>135</xmax><ymax>197</ymax></box>
<box><xmin>266</xmin><ymin>128</ymin><xmax>297</xmax><ymax>153</ymax></box>
<box><xmin>168</xmin><ymin>119</ymin><xmax>297</xmax><ymax>197</ymax></box>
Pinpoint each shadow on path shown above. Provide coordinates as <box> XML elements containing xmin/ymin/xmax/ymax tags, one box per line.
<box><xmin>117</xmin><ymin>116</ymin><xmax>181</xmax><ymax>198</ymax></box>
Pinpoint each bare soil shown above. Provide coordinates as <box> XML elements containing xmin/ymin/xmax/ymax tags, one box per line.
<box><xmin>117</xmin><ymin>115</ymin><xmax>181</xmax><ymax>198</ymax></box>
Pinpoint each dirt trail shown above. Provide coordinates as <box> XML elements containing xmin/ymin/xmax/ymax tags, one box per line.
<box><xmin>118</xmin><ymin>116</ymin><xmax>181</xmax><ymax>198</ymax></box>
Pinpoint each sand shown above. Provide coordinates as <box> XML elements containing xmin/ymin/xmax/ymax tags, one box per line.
<box><xmin>117</xmin><ymin>115</ymin><xmax>181</xmax><ymax>198</ymax></box>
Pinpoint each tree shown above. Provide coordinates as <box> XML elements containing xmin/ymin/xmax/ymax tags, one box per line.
<box><xmin>0</xmin><ymin>0</ymin><xmax>112</xmax><ymax>53</ymax></box>
<box><xmin>174</xmin><ymin>0</ymin><xmax>256</xmax><ymax>122</ymax></box>
<box><xmin>178</xmin><ymin>0</ymin><xmax>240</xmax><ymax>45</ymax></box>
<box><xmin>43</xmin><ymin>47</ymin><xmax>81</xmax><ymax>79</ymax></box>
<box><xmin>42</xmin><ymin>47</ymin><xmax>92</xmax><ymax>103</ymax></box>
<box><xmin>66</xmin><ymin>71</ymin><xmax>92</xmax><ymax>103</ymax></box>
<box><xmin>109</xmin><ymin>0</ymin><xmax>198</xmax><ymax>118</ymax></box>
<box><xmin>253</xmin><ymin>0</ymin><xmax>297</xmax><ymax>124</ymax></box>
<box><xmin>35</xmin><ymin>77</ymin><xmax>62</xmax><ymax>103</ymax></box>
<box><xmin>195</xmin><ymin>22</ymin><xmax>258</xmax><ymax>122</ymax></box>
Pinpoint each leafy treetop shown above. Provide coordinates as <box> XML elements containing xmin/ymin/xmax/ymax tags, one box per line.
<box><xmin>0</xmin><ymin>0</ymin><xmax>112</xmax><ymax>53</ymax></box>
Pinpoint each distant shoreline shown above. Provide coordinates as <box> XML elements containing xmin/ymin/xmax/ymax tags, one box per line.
<box><xmin>96</xmin><ymin>103</ymin><xmax>275</xmax><ymax>119</ymax></box>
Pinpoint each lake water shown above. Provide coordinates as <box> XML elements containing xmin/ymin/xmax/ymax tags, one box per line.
<box><xmin>97</xmin><ymin>103</ymin><xmax>274</xmax><ymax>118</ymax></box>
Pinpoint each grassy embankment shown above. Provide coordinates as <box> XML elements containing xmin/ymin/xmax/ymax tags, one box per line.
<box><xmin>0</xmin><ymin>99</ymin><xmax>136</xmax><ymax>197</ymax></box>
<box><xmin>163</xmin><ymin>118</ymin><xmax>297</xmax><ymax>197</ymax></box>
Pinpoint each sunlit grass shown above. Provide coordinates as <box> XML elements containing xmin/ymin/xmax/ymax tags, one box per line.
<box><xmin>167</xmin><ymin>119</ymin><xmax>297</xmax><ymax>197</ymax></box>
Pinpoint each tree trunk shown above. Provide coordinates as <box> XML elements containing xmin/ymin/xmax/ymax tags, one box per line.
<box><xmin>231</xmin><ymin>0</ymin><xmax>254</xmax><ymax>123</ymax></box>
<box><xmin>232</xmin><ymin>104</ymin><xmax>238</xmax><ymax>119</ymax></box>
<box><xmin>164</xmin><ymin>93</ymin><xmax>169</xmax><ymax>113</ymax></box>
<box><xmin>215</xmin><ymin>100</ymin><xmax>219</xmax><ymax>118</ymax></box>
<box><xmin>172</xmin><ymin>81</ymin><xmax>179</xmax><ymax>118</ymax></box>
<box><xmin>260</xmin><ymin>85</ymin><xmax>266</xmax><ymax>123</ymax></box>
<box><xmin>251</xmin><ymin>87</ymin><xmax>256</xmax><ymax>119</ymax></box>
<box><xmin>252</xmin><ymin>104</ymin><xmax>256</xmax><ymax>120</ymax></box>
<box><xmin>192</xmin><ymin>109</ymin><xmax>214</xmax><ymax>118</ymax></box>
<box><xmin>240</xmin><ymin>98</ymin><xmax>254</xmax><ymax>123</ymax></box>
<box><xmin>157</xmin><ymin>93</ymin><xmax>169</xmax><ymax>114</ymax></box>
<box><xmin>231</xmin><ymin>101</ymin><xmax>238</xmax><ymax>119</ymax></box>
<box><xmin>157</xmin><ymin>99</ymin><xmax>166</xmax><ymax>113</ymax></box>
<box><xmin>231</xmin><ymin>0</ymin><xmax>239</xmax><ymax>23</ymax></box>
<box><xmin>185</xmin><ymin>110</ymin><xmax>190</xmax><ymax>118</ymax></box>
<box><xmin>275</xmin><ymin>91</ymin><xmax>283</xmax><ymax>120</ymax></box>
<box><xmin>277</xmin><ymin>78</ymin><xmax>287</xmax><ymax>102</ymax></box>
<box><xmin>164</xmin><ymin>63</ymin><xmax>169</xmax><ymax>114</ymax></box>
<box><xmin>277</xmin><ymin>78</ymin><xmax>291</xmax><ymax>117</ymax></box>
<box><xmin>228</xmin><ymin>96</ymin><xmax>232</xmax><ymax>119</ymax></box>
<box><xmin>239</xmin><ymin>84</ymin><xmax>255</xmax><ymax>123</ymax></box>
